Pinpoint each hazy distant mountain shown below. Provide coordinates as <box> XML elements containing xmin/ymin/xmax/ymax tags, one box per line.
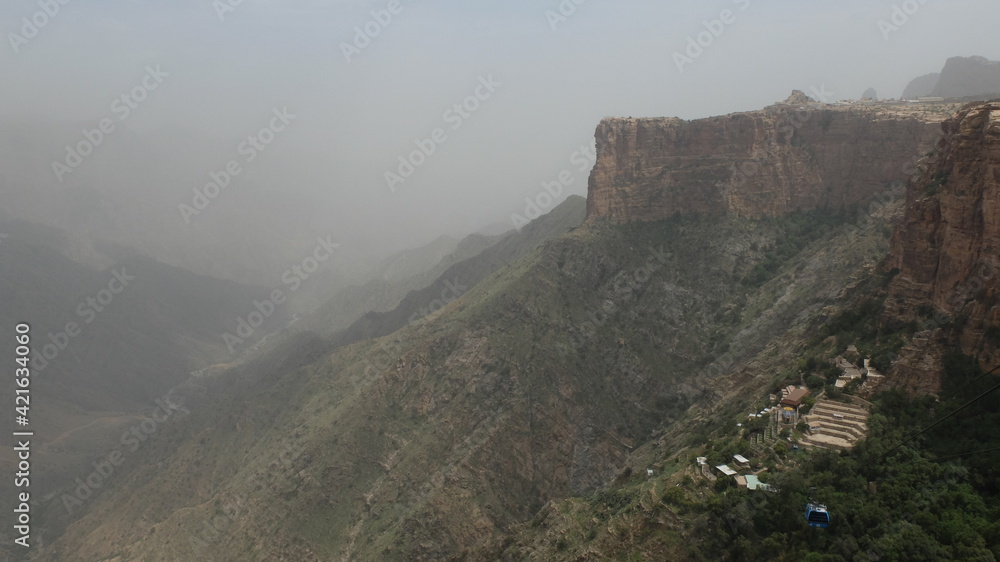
<box><xmin>900</xmin><ymin>57</ymin><xmax>1000</xmax><ymax>100</ymax></box>
<box><xmin>296</xmin><ymin>233</ymin><xmax>495</xmax><ymax>337</ymax></box>
<box><xmin>932</xmin><ymin>56</ymin><xmax>1000</xmax><ymax>98</ymax></box>
<box><xmin>367</xmin><ymin>235</ymin><xmax>462</xmax><ymax>283</ymax></box>
<box><xmin>0</xmin><ymin>119</ymin><xmax>365</xmax><ymax>298</ymax></box>
<box><xmin>902</xmin><ymin>72</ymin><xmax>941</xmax><ymax>99</ymax></box>
<box><xmin>0</xmin><ymin>227</ymin><xmax>279</xmax><ymax>412</ymax></box>
<box><xmin>30</xmin><ymin>97</ymin><xmax>1000</xmax><ymax>562</ymax></box>
<box><xmin>326</xmin><ymin>195</ymin><xmax>586</xmax><ymax>346</ymax></box>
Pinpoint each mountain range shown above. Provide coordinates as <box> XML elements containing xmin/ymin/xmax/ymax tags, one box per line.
<box><xmin>9</xmin><ymin>93</ymin><xmax>998</xmax><ymax>560</ymax></box>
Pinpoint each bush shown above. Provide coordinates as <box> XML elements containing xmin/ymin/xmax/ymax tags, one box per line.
<box><xmin>806</xmin><ymin>374</ymin><xmax>827</xmax><ymax>390</ymax></box>
<box><xmin>825</xmin><ymin>385</ymin><xmax>843</xmax><ymax>401</ymax></box>
<box><xmin>844</xmin><ymin>378</ymin><xmax>862</xmax><ymax>395</ymax></box>
<box><xmin>800</xmin><ymin>396</ymin><xmax>817</xmax><ymax>415</ymax></box>
<box><xmin>663</xmin><ymin>486</ymin><xmax>687</xmax><ymax>506</ymax></box>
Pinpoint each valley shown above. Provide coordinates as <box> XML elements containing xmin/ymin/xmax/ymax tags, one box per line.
<box><xmin>9</xmin><ymin>94</ymin><xmax>997</xmax><ymax>560</ymax></box>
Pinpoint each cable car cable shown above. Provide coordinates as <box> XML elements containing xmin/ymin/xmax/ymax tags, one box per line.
<box><xmin>927</xmin><ymin>446</ymin><xmax>1000</xmax><ymax>463</ymax></box>
<box><xmin>875</xmin><ymin>365</ymin><xmax>1000</xmax><ymax>464</ymax></box>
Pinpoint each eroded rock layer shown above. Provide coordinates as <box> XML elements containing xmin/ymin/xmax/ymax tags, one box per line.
<box><xmin>586</xmin><ymin>103</ymin><xmax>946</xmax><ymax>222</ymax></box>
<box><xmin>885</xmin><ymin>102</ymin><xmax>1000</xmax><ymax>391</ymax></box>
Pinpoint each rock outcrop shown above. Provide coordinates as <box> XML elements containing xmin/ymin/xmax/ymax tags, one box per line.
<box><xmin>884</xmin><ymin>102</ymin><xmax>1000</xmax><ymax>390</ymax></box>
<box><xmin>931</xmin><ymin>56</ymin><xmax>1000</xmax><ymax>99</ymax></box>
<box><xmin>586</xmin><ymin>101</ymin><xmax>947</xmax><ymax>223</ymax></box>
<box><xmin>902</xmin><ymin>73</ymin><xmax>941</xmax><ymax>99</ymax></box>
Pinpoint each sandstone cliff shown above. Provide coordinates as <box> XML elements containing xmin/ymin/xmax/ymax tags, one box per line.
<box><xmin>587</xmin><ymin>101</ymin><xmax>948</xmax><ymax>222</ymax></box>
<box><xmin>884</xmin><ymin>102</ymin><xmax>1000</xmax><ymax>391</ymax></box>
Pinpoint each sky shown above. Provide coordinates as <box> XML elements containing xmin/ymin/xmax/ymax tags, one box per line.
<box><xmin>2</xmin><ymin>0</ymin><xmax>999</xmax><ymax>259</ymax></box>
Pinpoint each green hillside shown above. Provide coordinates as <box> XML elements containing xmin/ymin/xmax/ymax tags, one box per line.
<box><xmin>301</xmin><ymin>195</ymin><xmax>586</xmax><ymax>340</ymax></box>
<box><xmin>36</xmin><ymin>200</ymin><xmax>904</xmax><ymax>560</ymax></box>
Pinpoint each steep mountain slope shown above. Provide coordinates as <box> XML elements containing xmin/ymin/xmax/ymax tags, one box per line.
<box><xmin>40</xmin><ymin>206</ymin><xmax>885</xmax><ymax>561</ymax></box>
<box><xmin>327</xmin><ymin>196</ymin><xmax>586</xmax><ymax>345</ymax></box>
<box><xmin>480</xmin><ymin>102</ymin><xmax>1000</xmax><ymax>562</ymax></box>
<box><xmin>34</xmin><ymin>100</ymin><xmax>975</xmax><ymax>561</ymax></box>
<box><xmin>296</xmin><ymin>197</ymin><xmax>585</xmax><ymax>340</ymax></box>
<box><xmin>883</xmin><ymin>101</ymin><xmax>1000</xmax><ymax>393</ymax></box>
<box><xmin>367</xmin><ymin>235</ymin><xmax>462</xmax><ymax>283</ymax></box>
<box><xmin>38</xmin><ymin>196</ymin><xmax>900</xmax><ymax>560</ymax></box>
<box><xmin>297</xmin><ymin>233</ymin><xmax>495</xmax><ymax>337</ymax></box>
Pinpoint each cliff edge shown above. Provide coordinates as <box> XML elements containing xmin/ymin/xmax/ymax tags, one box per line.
<box><xmin>586</xmin><ymin>98</ymin><xmax>956</xmax><ymax>222</ymax></box>
<box><xmin>884</xmin><ymin>102</ymin><xmax>1000</xmax><ymax>392</ymax></box>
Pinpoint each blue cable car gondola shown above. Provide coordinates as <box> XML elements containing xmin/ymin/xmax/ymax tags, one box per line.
<box><xmin>805</xmin><ymin>502</ymin><xmax>830</xmax><ymax>528</ymax></box>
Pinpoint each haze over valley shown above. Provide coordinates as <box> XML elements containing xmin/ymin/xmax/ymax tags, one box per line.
<box><xmin>3</xmin><ymin>2</ymin><xmax>1000</xmax><ymax>560</ymax></box>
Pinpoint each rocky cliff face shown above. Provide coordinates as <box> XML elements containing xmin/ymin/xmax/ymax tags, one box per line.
<box><xmin>884</xmin><ymin>102</ymin><xmax>1000</xmax><ymax>391</ymax></box>
<box><xmin>587</xmin><ymin>102</ymin><xmax>947</xmax><ymax>223</ymax></box>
